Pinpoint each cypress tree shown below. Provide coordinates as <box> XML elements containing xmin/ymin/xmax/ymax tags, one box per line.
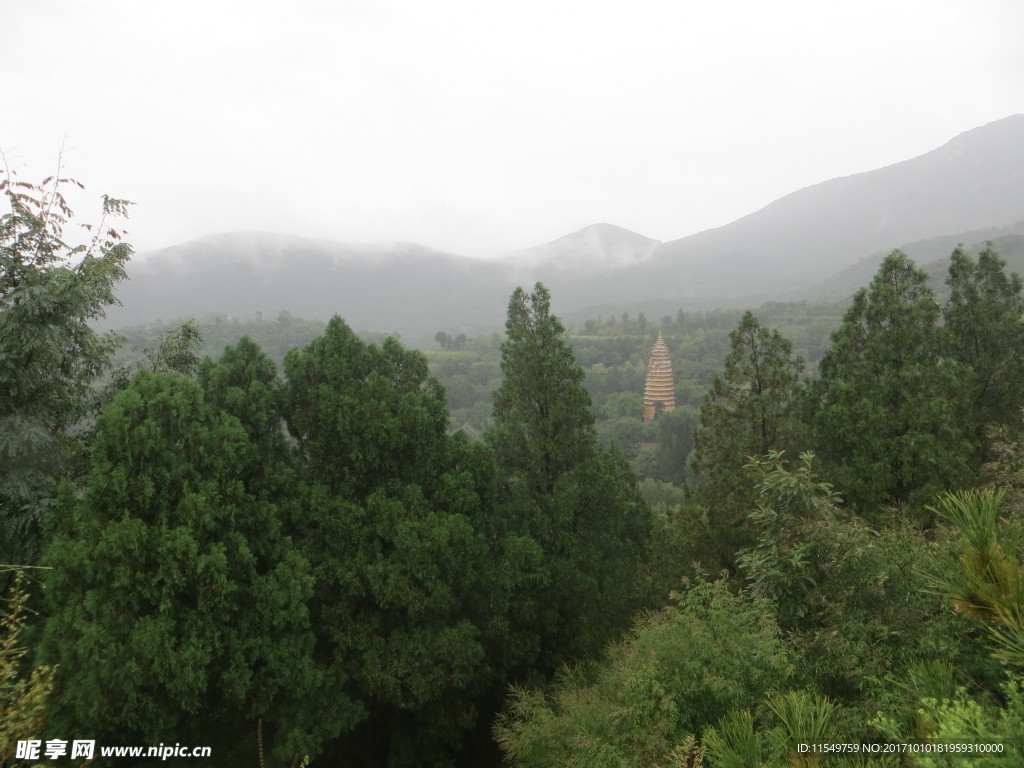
<box><xmin>40</xmin><ymin>369</ymin><xmax>318</xmax><ymax>761</ymax></box>
<box><xmin>489</xmin><ymin>284</ymin><xmax>595</xmax><ymax>496</ymax></box>
<box><xmin>694</xmin><ymin>311</ymin><xmax>806</xmax><ymax>484</ymax></box>
<box><xmin>943</xmin><ymin>244</ymin><xmax>1024</xmax><ymax>456</ymax></box>
<box><xmin>281</xmin><ymin>317</ymin><xmax>498</xmax><ymax>766</ymax></box>
<box><xmin>692</xmin><ymin>311</ymin><xmax>807</xmax><ymax>567</ymax></box>
<box><xmin>814</xmin><ymin>251</ymin><xmax>971</xmax><ymax>512</ymax></box>
<box><xmin>487</xmin><ymin>284</ymin><xmax>650</xmax><ymax>671</ymax></box>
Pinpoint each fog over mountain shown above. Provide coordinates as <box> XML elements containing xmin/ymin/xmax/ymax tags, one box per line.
<box><xmin>105</xmin><ymin>115</ymin><xmax>1024</xmax><ymax>344</ymax></box>
<box><xmin>499</xmin><ymin>224</ymin><xmax>662</xmax><ymax>273</ymax></box>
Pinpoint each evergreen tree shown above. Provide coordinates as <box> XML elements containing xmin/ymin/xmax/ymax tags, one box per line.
<box><xmin>943</xmin><ymin>244</ymin><xmax>1024</xmax><ymax>457</ymax></box>
<box><xmin>644</xmin><ymin>405</ymin><xmax>700</xmax><ymax>486</ymax></box>
<box><xmin>282</xmin><ymin>317</ymin><xmax>502</xmax><ymax>766</ymax></box>
<box><xmin>487</xmin><ymin>284</ymin><xmax>650</xmax><ymax>670</ymax></box>
<box><xmin>0</xmin><ymin>167</ymin><xmax>131</xmax><ymax>566</ymax></box>
<box><xmin>813</xmin><ymin>251</ymin><xmax>971</xmax><ymax>511</ymax></box>
<box><xmin>695</xmin><ymin>311</ymin><xmax>806</xmax><ymax>479</ymax></box>
<box><xmin>692</xmin><ymin>312</ymin><xmax>806</xmax><ymax>567</ymax></box>
<box><xmin>489</xmin><ymin>285</ymin><xmax>595</xmax><ymax>497</ymax></box>
<box><xmin>40</xmin><ymin>369</ymin><xmax>318</xmax><ymax>762</ymax></box>
<box><xmin>198</xmin><ymin>335</ymin><xmax>293</xmax><ymax>501</ymax></box>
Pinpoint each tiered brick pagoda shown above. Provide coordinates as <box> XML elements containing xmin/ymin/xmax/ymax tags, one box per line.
<box><xmin>643</xmin><ymin>332</ymin><xmax>675</xmax><ymax>423</ymax></box>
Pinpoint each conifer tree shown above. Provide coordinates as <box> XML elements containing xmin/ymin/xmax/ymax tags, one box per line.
<box><xmin>281</xmin><ymin>317</ymin><xmax>500</xmax><ymax>765</ymax></box>
<box><xmin>695</xmin><ymin>311</ymin><xmax>806</xmax><ymax>483</ymax></box>
<box><xmin>198</xmin><ymin>336</ymin><xmax>293</xmax><ymax>501</ymax></box>
<box><xmin>943</xmin><ymin>244</ymin><xmax>1024</xmax><ymax>456</ymax></box>
<box><xmin>487</xmin><ymin>284</ymin><xmax>650</xmax><ymax>670</ymax></box>
<box><xmin>814</xmin><ymin>251</ymin><xmax>971</xmax><ymax>511</ymax></box>
<box><xmin>489</xmin><ymin>284</ymin><xmax>595</xmax><ymax>497</ymax></box>
<box><xmin>40</xmin><ymin>369</ymin><xmax>317</xmax><ymax>762</ymax></box>
<box><xmin>692</xmin><ymin>311</ymin><xmax>806</xmax><ymax>567</ymax></box>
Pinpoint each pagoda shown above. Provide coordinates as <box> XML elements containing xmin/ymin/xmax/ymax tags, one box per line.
<box><xmin>643</xmin><ymin>332</ymin><xmax>675</xmax><ymax>423</ymax></box>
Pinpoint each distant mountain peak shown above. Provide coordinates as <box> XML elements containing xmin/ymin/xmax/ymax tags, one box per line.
<box><xmin>503</xmin><ymin>223</ymin><xmax>661</xmax><ymax>271</ymax></box>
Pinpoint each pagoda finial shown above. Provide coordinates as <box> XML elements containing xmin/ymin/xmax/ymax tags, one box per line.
<box><xmin>643</xmin><ymin>331</ymin><xmax>675</xmax><ymax>423</ymax></box>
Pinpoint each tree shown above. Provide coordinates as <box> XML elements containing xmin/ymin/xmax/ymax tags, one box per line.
<box><xmin>282</xmin><ymin>317</ymin><xmax>505</xmax><ymax>766</ymax></box>
<box><xmin>40</xmin><ymin>369</ymin><xmax>317</xmax><ymax>763</ymax></box>
<box><xmin>943</xmin><ymin>244</ymin><xmax>1024</xmax><ymax>457</ymax></box>
<box><xmin>602</xmin><ymin>391</ymin><xmax>645</xmax><ymax>420</ymax></box>
<box><xmin>0</xmin><ymin>162</ymin><xmax>132</xmax><ymax>567</ymax></box>
<box><xmin>494</xmin><ymin>577</ymin><xmax>795</xmax><ymax>768</ymax></box>
<box><xmin>692</xmin><ymin>312</ymin><xmax>806</xmax><ymax>566</ymax></box>
<box><xmin>813</xmin><ymin>251</ymin><xmax>971</xmax><ymax>512</ymax></box>
<box><xmin>487</xmin><ymin>284</ymin><xmax>650</xmax><ymax>670</ymax></box>
<box><xmin>695</xmin><ymin>312</ymin><xmax>806</xmax><ymax>477</ymax></box>
<box><xmin>143</xmin><ymin>318</ymin><xmax>203</xmax><ymax>375</ymax></box>
<box><xmin>489</xmin><ymin>285</ymin><xmax>595</xmax><ymax>497</ymax></box>
<box><xmin>632</xmin><ymin>406</ymin><xmax>699</xmax><ymax>486</ymax></box>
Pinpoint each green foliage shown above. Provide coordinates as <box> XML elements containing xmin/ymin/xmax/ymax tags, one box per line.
<box><xmin>487</xmin><ymin>284</ymin><xmax>651</xmax><ymax>670</ymax></box>
<box><xmin>704</xmin><ymin>692</ymin><xmax>903</xmax><ymax>768</ymax></box>
<box><xmin>871</xmin><ymin>679</ymin><xmax>1024</xmax><ymax>767</ymax></box>
<box><xmin>642</xmin><ymin>406</ymin><xmax>700</xmax><ymax>486</ymax></box>
<box><xmin>40</xmin><ymin>368</ymin><xmax>317</xmax><ymax>762</ymax></box>
<box><xmin>490</xmin><ymin>285</ymin><xmax>595</xmax><ymax>497</ymax></box>
<box><xmin>596</xmin><ymin>415</ymin><xmax>647</xmax><ymax>459</ymax></box>
<box><xmin>142</xmin><ymin>318</ymin><xmax>203</xmax><ymax>375</ymax></box>
<box><xmin>284</xmin><ymin>317</ymin><xmax>451</xmax><ymax>498</ymax></box>
<box><xmin>943</xmin><ymin>244</ymin><xmax>1024</xmax><ymax>460</ymax></box>
<box><xmin>638</xmin><ymin>477</ymin><xmax>690</xmax><ymax>511</ymax></box>
<box><xmin>602</xmin><ymin>391</ymin><xmax>645</xmax><ymax>420</ymax></box>
<box><xmin>0</xmin><ymin>164</ymin><xmax>132</xmax><ymax>566</ymax></box>
<box><xmin>813</xmin><ymin>251</ymin><xmax>972</xmax><ymax>512</ymax></box>
<box><xmin>104</xmin><ymin>319</ymin><xmax>205</xmax><ymax>402</ymax></box>
<box><xmin>493</xmin><ymin>578</ymin><xmax>796</xmax><ymax>768</ymax></box>
<box><xmin>113</xmin><ymin>312</ymin><xmax>330</xmax><ymax>372</ymax></box>
<box><xmin>701</xmin><ymin>709</ymin><xmax>766</xmax><ymax>768</ymax></box>
<box><xmin>734</xmin><ymin>452</ymin><xmax>995</xmax><ymax>716</ymax></box>
<box><xmin>766</xmin><ymin>690</ymin><xmax>838</xmax><ymax>757</ymax></box>
<box><xmin>692</xmin><ymin>312</ymin><xmax>806</xmax><ymax>568</ymax></box>
<box><xmin>694</xmin><ymin>312</ymin><xmax>806</xmax><ymax>474</ymax></box>
<box><xmin>927</xmin><ymin>489</ymin><xmax>1024</xmax><ymax>666</ymax></box>
<box><xmin>435</xmin><ymin>331</ymin><xmax>467</xmax><ymax>351</ymax></box>
<box><xmin>282</xmin><ymin>317</ymin><xmax>506</xmax><ymax>765</ymax></box>
<box><xmin>1</xmin><ymin>571</ymin><xmax>55</xmax><ymax>766</ymax></box>
<box><xmin>882</xmin><ymin>660</ymin><xmax>958</xmax><ymax>742</ymax></box>
<box><xmin>867</xmin><ymin>488</ymin><xmax>1024</xmax><ymax>765</ymax></box>
<box><xmin>737</xmin><ymin>452</ymin><xmax>840</xmax><ymax>626</ymax></box>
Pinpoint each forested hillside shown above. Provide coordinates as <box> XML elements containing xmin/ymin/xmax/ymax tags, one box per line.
<box><xmin>6</xmin><ymin>171</ymin><xmax>1024</xmax><ymax>768</ymax></box>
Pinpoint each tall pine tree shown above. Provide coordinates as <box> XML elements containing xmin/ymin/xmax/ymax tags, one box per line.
<box><xmin>692</xmin><ymin>311</ymin><xmax>807</xmax><ymax>568</ymax></box>
<box><xmin>943</xmin><ymin>244</ymin><xmax>1024</xmax><ymax>458</ymax></box>
<box><xmin>813</xmin><ymin>251</ymin><xmax>971</xmax><ymax>512</ymax></box>
<box><xmin>487</xmin><ymin>284</ymin><xmax>650</xmax><ymax>670</ymax></box>
<box><xmin>694</xmin><ymin>311</ymin><xmax>806</xmax><ymax>479</ymax></box>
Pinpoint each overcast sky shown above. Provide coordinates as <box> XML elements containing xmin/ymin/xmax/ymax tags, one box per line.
<box><xmin>4</xmin><ymin>0</ymin><xmax>1023</xmax><ymax>258</ymax></box>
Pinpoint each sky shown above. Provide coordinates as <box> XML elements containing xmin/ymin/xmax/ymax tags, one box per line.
<box><xmin>4</xmin><ymin>0</ymin><xmax>1023</xmax><ymax>258</ymax></box>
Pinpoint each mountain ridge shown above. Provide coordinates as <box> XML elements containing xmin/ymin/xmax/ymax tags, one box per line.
<box><xmin>104</xmin><ymin>115</ymin><xmax>1024</xmax><ymax>344</ymax></box>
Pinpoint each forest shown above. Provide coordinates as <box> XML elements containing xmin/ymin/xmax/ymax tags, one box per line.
<box><xmin>4</xmin><ymin>173</ymin><xmax>1024</xmax><ymax>768</ymax></box>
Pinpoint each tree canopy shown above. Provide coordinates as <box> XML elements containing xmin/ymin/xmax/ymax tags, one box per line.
<box><xmin>0</xmin><ymin>165</ymin><xmax>132</xmax><ymax>566</ymax></box>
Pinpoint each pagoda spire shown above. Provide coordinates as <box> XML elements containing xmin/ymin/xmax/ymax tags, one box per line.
<box><xmin>643</xmin><ymin>331</ymin><xmax>675</xmax><ymax>423</ymax></box>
